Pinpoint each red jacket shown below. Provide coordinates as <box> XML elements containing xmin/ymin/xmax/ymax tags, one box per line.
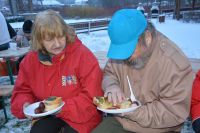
<box><xmin>11</xmin><ymin>38</ymin><xmax>103</xmax><ymax>133</ymax></box>
<box><xmin>191</xmin><ymin>70</ymin><xmax>200</xmax><ymax>121</ymax></box>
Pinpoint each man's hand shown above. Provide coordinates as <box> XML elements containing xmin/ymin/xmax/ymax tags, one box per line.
<box><xmin>15</xmin><ymin>35</ymin><xmax>23</xmax><ymax>43</ymax></box>
<box><xmin>104</xmin><ymin>87</ymin><xmax>125</xmax><ymax>106</ymax></box>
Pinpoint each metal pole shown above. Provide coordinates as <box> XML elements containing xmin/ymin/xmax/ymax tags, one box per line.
<box><xmin>1</xmin><ymin>96</ymin><xmax>8</xmax><ymax>123</ymax></box>
<box><xmin>88</xmin><ymin>21</ymin><xmax>91</xmax><ymax>34</ymax></box>
<box><xmin>5</xmin><ymin>59</ymin><xmax>14</xmax><ymax>85</ymax></box>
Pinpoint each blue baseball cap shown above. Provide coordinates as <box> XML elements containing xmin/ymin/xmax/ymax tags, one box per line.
<box><xmin>107</xmin><ymin>9</ymin><xmax>147</xmax><ymax>59</ymax></box>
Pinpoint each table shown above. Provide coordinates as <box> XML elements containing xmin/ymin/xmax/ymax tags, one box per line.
<box><xmin>0</xmin><ymin>47</ymin><xmax>29</xmax><ymax>123</ymax></box>
<box><xmin>0</xmin><ymin>46</ymin><xmax>29</xmax><ymax>125</ymax></box>
<box><xmin>0</xmin><ymin>47</ymin><xmax>30</xmax><ymax>85</ymax></box>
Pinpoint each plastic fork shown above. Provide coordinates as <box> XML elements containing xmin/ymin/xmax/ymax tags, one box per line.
<box><xmin>127</xmin><ymin>75</ymin><xmax>137</xmax><ymax>102</ymax></box>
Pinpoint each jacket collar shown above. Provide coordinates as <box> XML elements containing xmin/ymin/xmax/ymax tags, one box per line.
<box><xmin>38</xmin><ymin>37</ymin><xmax>81</xmax><ymax>66</ymax></box>
<box><xmin>38</xmin><ymin>49</ymin><xmax>66</xmax><ymax>66</ymax></box>
<box><xmin>38</xmin><ymin>51</ymin><xmax>52</xmax><ymax>65</ymax></box>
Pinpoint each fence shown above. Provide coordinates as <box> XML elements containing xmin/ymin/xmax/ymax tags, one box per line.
<box><xmin>12</xmin><ymin>19</ymin><xmax>110</xmax><ymax>34</ymax></box>
<box><xmin>69</xmin><ymin>19</ymin><xmax>110</xmax><ymax>34</ymax></box>
<box><xmin>182</xmin><ymin>10</ymin><xmax>200</xmax><ymax>23</ymax></box>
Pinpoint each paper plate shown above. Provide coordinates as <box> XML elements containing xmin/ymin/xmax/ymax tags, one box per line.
<box><xmin>24</xmin><ymin>101</ymin><xmax>65</xmax><ymax>118</ymax></box>
<box><xmin>97</xmin><ymin>104</ymin><xmax>139</xmax><ymax>114</ymax></box>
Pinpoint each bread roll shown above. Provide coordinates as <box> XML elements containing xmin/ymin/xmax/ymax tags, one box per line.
<box><xmin>44</xmin><ymin>96</ymin><xmax>62</xmax><ymax>112</ymax></box>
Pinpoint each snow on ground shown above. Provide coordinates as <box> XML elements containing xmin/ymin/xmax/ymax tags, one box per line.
<box><xmin>0</xmin><ymin>99</ymin><xmax>31</xmax><ymax>133</ymax></box>
<box><xmin>151</xmin><ymin>18</ymin><xmax>200</xmax><ymax>59</ymax></box>
<box><xmin>78</xmin><ymin>30</ymin><xmax>110</xmax><ymax>52</ymax></box>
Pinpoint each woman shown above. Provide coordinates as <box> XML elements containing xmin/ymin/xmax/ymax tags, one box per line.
<box><xmin>11</xmin><ymin>10</ymin><xmax>103</xmax><ymax>133</ymax></box>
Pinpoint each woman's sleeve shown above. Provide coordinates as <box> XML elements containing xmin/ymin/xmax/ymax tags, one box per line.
<box><xmin>11</xmin><ymin>54</ymin><xmax>36</xmax><ymax>119</ymax></box>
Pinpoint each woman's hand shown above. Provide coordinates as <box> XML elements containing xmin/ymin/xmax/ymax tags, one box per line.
<box><xmin>104</xmin><ymin>87</ymin><xmax>125</xmax><ymax>106</ymax></box>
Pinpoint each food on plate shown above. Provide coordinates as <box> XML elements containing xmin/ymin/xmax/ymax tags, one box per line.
<box><xmin>34</xmin><ymin>102</ymin><xmax>45</xmax><ymax>114</ymax></box>
<box><xmin>44</xmin><ymin>96</ymin><xmax>62</xmax><ymax>112</ymax></box>
<box><xmin>34</xmin><ymin>96</ymin><xmax>62</xmax><ymax>114</ymax></box>
<box><xmin>93</xmin><ymin>97</ymin><xmax>113</xmax><ymax>109</ymax></box>
<box><xmin>93</xmin><ymin>96</ymin><xmax>138</xmax><ymax>109</ymax></box>
<box><xmin>119</xmin><ymin>100</ymin><xmax>133</xmax><ymax>109</ymax></box>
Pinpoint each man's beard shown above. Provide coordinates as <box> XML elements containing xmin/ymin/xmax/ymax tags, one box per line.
<box><xmin>125</xmin><ymin>47</ymin><xmax>153</xmax><ymax>69</ymax></box>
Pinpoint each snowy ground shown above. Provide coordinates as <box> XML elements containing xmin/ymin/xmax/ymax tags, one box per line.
<box><xmin>0</xmin><ymin>99</ymin><xmax>31</xmax><ymax>133</ymax></box>
<box><xmin>1</xmin><ymin>16</ymin><xmax>199</xmax><ymax>132</ymax></box>
<box><xmin>152</xmin><ymin>18</ymin><xmax>200</xmax><ymax>59</ymax></box>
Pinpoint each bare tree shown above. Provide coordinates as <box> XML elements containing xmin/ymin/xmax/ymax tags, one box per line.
<box><xmin>17</xmin><ymin>0</ymin><xmax>24</xmax><ymax>11</ymax></box>
<box><xmin>8</xmin><ymin>0</ymin><xmax>18</xmax><ymax>15</ymax></box>
<box><xmin>38</xmin><ymin>0</ymin><xmax>43</xmax><ymax>6</ymax></box>
<box><xmin>28</xmin><ymin>0</ymin><xmax>33</xmax><ymax>12</ymax></box>
<box><xmin>175</xmin><ymin>0</ymin><xmax>181</xmax><ymax>20</ymax></box>
<box><xmin>192</xmin><ymin>0</ymin><xmax>196</xmax><ymax>9</ymax></box>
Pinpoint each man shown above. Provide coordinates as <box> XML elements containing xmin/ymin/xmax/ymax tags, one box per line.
<box><xmin>15</xmin><ymin>20</ymin><xmax>33</xmax><ymax>71</ymax></box>
<box><xmin>0</xmin><ymin>11</ymin><xmax>10</xmax><ymax>51</ymax></box>
<box><xmin>16</xmin><ymin>19</ymin><xmax>33</xmax><ymax>47</ymax></box>
<box><xmin>92</xmin><ymin>9</ymin><xmax>193</xmax><ymax>133</ymax></box>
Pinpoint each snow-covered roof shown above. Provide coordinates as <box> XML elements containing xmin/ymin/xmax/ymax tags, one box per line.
<box><xmin>75</xmin><ymin>0</ymin><xmax>88</xmax><ymax>5</ymax></box>
<box><xmin>137</xmin><ymin>6</ymin><xmax>145</xmax><ymax>11</ymax></box>
<box><xmin>39</xmin><ymin>0</ymin><xmax>64</xmax><ymax>5</ymax></box>
<box><xmin>151</xmin><ymin>5</ymin><xmax>159</xmax><ymax>10</ymax></box>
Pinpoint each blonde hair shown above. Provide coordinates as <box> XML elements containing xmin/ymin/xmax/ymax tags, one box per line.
<box><xmin>32</xmin><ymin>10</ymin><xmax>76</xmax><ymax>53</ymax></box>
